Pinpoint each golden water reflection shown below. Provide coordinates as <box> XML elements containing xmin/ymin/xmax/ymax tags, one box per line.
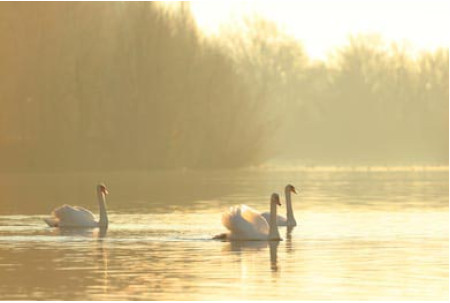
<box><xmin>0</xmin><ymin>169</ymin><xmax>447</xmax><ymax>300</ymax></box>
<box><xmin>0</xmin><ymin>212</ymin><xmax>447</xmax><ymax>300</ymax></box>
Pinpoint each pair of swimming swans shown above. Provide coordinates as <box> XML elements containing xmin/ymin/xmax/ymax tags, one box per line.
<box><xmin>215</xmin><ymin>184</ymin><xmax>298</xmax><ymax>241</ymax></box>
<box><xmin>44</xmin><ymin>183</ymin><xmax>298</xmax><ymax>242</ymax></box>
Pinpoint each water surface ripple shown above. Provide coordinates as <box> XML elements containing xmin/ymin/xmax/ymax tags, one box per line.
<box><xmin>0</xmin><ymin>168</ymin><xmax>447</xmax><ymax>300</ymax></box>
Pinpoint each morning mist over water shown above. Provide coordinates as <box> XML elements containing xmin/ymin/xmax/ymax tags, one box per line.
<box><xmin>0</xmin><ymin>2</ymin><xmax>448</xmax><ymax>301</ymax></box>
<box><xmin>0</xmin><ymin>2</ymin><xmax>448</xmax><ymax>172</ymax></box>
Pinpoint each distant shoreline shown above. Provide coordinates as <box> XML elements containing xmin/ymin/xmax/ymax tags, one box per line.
<box><xmin>0</xmin><ymin>164</ymin><xmax>448</xmax><ymax>175</ymax></box>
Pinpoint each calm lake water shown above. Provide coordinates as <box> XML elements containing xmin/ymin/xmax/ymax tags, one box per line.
<box><xmin>0</xmin><ymin>167</ymin><xmax>448</xmax><ymax>300</ymax></box>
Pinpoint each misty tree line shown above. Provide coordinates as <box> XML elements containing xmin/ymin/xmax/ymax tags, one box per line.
<box><xmin>219</xmin><ymin>19</ymin><xmax>448</xmax><ymax>165</ymax></box>
<box><xmin>0</xmin><ymin>3</ymin><xmax>448</xmax><ymax>171</ymax></box>
<box><xmin>0</xmin><ymin>2</ymin><xmax>267</xmax><ymax>171</ymax></box>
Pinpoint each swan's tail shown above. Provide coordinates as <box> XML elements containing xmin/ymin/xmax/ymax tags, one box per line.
<box><xmin>43</xmin><ymin>217</ymin><xmax>59</xmax><ymax>227</ymax></box>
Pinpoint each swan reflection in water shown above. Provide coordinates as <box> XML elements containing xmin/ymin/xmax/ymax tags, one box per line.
<box><xmin>95</xmin><ymin>227</ymin><xmax>109</xmax><ymax>296</ymax></box>
<box><xmin>286</xmin><ymin>226</ymin><xmax>295</xmax><ymax>253</ymax></box>
<box><xmin>269</xmin><ymin>241</ymin><xmax>280</xmax><ymax>271</ymax></box>
<box><xmin>228</xmin><ymin>240</ymin><xmax>268</xmax><ymax>251</ymax></box>
<box><xmin>225</xmin><ymin>240</ymin><xmax>280</xmax><ymax>272</ymax></box>
<box><xmin>49</xmin><ymin>226</ymin><xmax>108</xmax><ymax>238</ymax></box>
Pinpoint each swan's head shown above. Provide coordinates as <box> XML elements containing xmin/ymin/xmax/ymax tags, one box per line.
<box><xmin>271</xmin><ymin>193</ymin><xmax>282</xmax><ymax>206</ymax></box>
<box><xmin>286</xmin><ymin>184</ymin><xmax>297</xmax><ymax>194</ymax></box>
<box><xmin>97</xmin><ymin>183</ymin><xmax>109</xmax><ymax>195</ymax></box>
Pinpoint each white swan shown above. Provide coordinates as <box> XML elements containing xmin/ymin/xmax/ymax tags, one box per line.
<box><xmin>214</xmin><ymin>193</ymin><xmax>282</xmax><ymax>241</ymax></box>
<box><xmin>261</xmin><ymin>184</ymin><xmax>297</xmax><ymax>227</ymax></box>
<box><xmin>44</xmin><ymin>183</ymin><xmax>109</xmax><ymax>228</ymax></box>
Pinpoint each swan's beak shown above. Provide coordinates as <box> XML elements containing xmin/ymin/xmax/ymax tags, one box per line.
<box><xmin>103</xmin><ymin>188</ymin><xmax>109</xmax><ymax>195</ymax></box>
<box><xmin>277</xmin><ymin>199</ymin><xmax>282</xmax><ymax>206</ymax></box>
<box><xmin>292</xmin><ymin>187</ymin><xmax>297</xmax><ymax>194</ymax></box>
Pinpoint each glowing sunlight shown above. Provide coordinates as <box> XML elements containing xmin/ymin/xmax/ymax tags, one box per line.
<box><xmin>0</xmin><ymin>2</ymin><xmax>447</xmax><ymax>301</ymax></box>
<box><xmin>191</xmin><ymin>0</ymin><xmax>449</xmax><ymax>60</ymax></box>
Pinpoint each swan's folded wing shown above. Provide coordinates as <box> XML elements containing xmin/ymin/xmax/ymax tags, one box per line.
<box><xmin>222</xmin><ymin>205</ymin><xmax>269</xmax><ymax>240</ymax></box>
<box><xmin>52</xmin><ymin>204</ymin><xmax>96</xmax><ymax>226</ymax></box>
<box><xmin>72</xmin><ymin>206</ymin><xmax>96</xmax><ymax>221</ymax></box>
<box><xmin>222</xmin><ymin>206</ymin><xmax>245</xmax><ymax>232</ymax></box>
<box><xmin>240</xmin><ymin>205</ymin><xmax>269</xmax><ymax>235</ymax></box>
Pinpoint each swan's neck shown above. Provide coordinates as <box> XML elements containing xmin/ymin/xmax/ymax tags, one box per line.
<box><xmin>269</xmin><ymin>201</ymin><xmax>281</xmax><ymax>240</ymax></box>
<box><xmin>285</xmin><ymin>189</ymin><xmax>297</xmax><ymax>227</ymax></box>
<box><xmin>97</xmin><ymin>192</ymin><xmax>108</xmax><ymax>228</ymax></box>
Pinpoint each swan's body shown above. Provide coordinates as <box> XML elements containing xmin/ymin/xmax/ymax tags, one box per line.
<box><xmin>261</xmin><ymin>184</ymin><xmax>297</xmax><ymax>227</ymax></box>
<box><xmin>215</xmin><ymin>193</ymin><xmax>282</xmax><ymax>241</ymax></box>
<box><xmin>44</xmin><ymin>184</ymin><xmax>109</xmax><ymax>228</ymax></box>
<box><xmin>260</xmin><ymin>213</ymin><xmax>289</xmax><ymax>226</ymax></box>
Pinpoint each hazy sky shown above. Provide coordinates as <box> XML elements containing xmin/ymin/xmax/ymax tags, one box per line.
<box><xmin>191</xmin><ymin>0</ymin><xmax>449</xmax><ymax>60</ymax></box>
